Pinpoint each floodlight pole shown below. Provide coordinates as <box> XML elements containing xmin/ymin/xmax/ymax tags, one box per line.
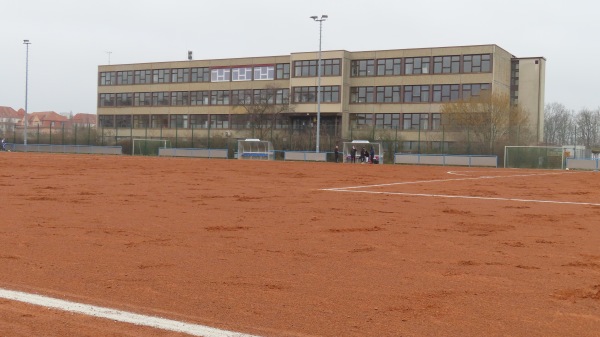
<box><xmin>310</xmin><ymin>14</ymin><xmax>327</xmax><ymax>153</ymax></box>
<box><xmin>23</xmin><ymin>39</ymin><xmax>31</xmax><ymax>146</ymax></box>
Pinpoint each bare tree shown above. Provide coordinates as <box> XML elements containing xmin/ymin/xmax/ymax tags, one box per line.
<box><xmin>544</xmin><ymin>102</ymin><xmax>573</xmax><ymax>145</ymax></box>
<box><xmin>575</xmin><ymin>108</ymin><xmax>599</xmax><ymax>148</ymax></box>
<box><xmin>441</xmin><ymin>92</ymin><xmax>531</xmax><ymax>154</ymax></box>
<box><xmin>232</xmin><ymin>85</ymin><xmax>294</xmax><ymax>141</ymax></box>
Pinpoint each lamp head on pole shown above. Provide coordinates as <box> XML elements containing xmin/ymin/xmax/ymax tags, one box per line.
<box><xmin>23</xmin><ymin>39</ymin><xmax>30</xmax><ymax>45</ymax></box>
<box><xmin>310</xmin><ymin>14</ymin><xmax>328</xmax><ymax>22</ymax></box>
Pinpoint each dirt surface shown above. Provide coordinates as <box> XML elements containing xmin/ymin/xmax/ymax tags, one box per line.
<box><xmin>0</xmin><ymin>152</ymin><xmax>599</xmax><ymax>337</ymax></box>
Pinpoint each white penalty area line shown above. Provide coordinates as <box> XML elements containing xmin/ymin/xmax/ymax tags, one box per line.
<box><xmin>321</xmin><ymin>171</ymin><xmax>600</xmax><ymax>206</ymax></box>
<box><xmin>0</xmin><ymin>288</ymin><xmax>260</xmax><ymax>337</ymax></box>
<box><xmin>327</xmin><ymin>189</ymin><xmax>600</xmax><ymax>207</ymax></box>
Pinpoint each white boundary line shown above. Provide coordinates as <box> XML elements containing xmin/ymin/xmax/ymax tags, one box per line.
<box><xmin>0</xmin><ymin>288</ymin><xmax>260</xmax><ymax>337</ymax></box>
<box><xmin>321</xmin><ymin>171</ymin><xmax>600</xmax><ymax>206</ymax></box>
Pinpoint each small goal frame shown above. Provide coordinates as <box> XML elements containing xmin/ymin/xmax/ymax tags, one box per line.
<box><xmin>504</xmin><ymin>146</ymin><xmax>565</xmax><ymax>169</ymax></box>
<box><xmin>133</xmin><ymin>138</ymin><xmax>171</xmax><ymax>156</ymax></box>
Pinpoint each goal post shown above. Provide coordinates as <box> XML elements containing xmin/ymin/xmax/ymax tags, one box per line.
<box><xmin>342</xmin><ymin>140</ymin><xmax>383</xmax><ymax>164</ymax></box>
<box><xmin>504</xmin><ymin>146</ymin><xmax>565</xmax><ymax>169</ymax></box>
<box><xmin>132</xmin><ymin>139</ymin><xmax>171</xmax><ymax>156</ymax></box>
<box><xmin>237</xmin><ymin>139</ymin><xmax>274</xmax><ymax>160</ymax></box>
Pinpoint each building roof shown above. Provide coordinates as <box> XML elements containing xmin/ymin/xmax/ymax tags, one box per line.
<box><xmin>28</xmin><ymin>111</ymin><xmax>69</xmax><ymax>122</ymax></box>
<box><xmin>72</xmin><ymin>113</ymin><xmax>97</xmax><ymax>124</ymax></box>
<box><xmin>0</xmin><ymin>106</ymin><xmax>21</xmax><ymax>118</ymax></box>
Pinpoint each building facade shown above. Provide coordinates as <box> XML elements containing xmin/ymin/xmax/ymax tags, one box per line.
<box><xmin>97</xmin><ymin>44</ymin><xmax>545</xmax><ymax>151</ymax></box>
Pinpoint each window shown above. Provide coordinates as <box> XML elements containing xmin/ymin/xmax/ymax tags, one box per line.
<box><xmin>190</xmin><ymin>91</ymin><xmax>210</xmax><ymax>106</ymax></box>
<box><xmin>153</xmin><ymin>69</ymin><xmax>171</xmax><ymax>83</ymax></box>
<box><xmin>98</xmin><ymin>115</ymin><xmax>114</xmax><ymax>127</ymax></box>
<box><xmin>171</xmin><ymin>68</ymin><xmax>189</xmax><ymax>83</ymax></box>
<box><xmin>116</xmin><ymin>115</ymin><xmax>132</xmax><ymax>128</ymax></box>
<box><xmin>191</xmin><ymin>67</ymin><xmax>210</xmax><ymax>82</ymax></box>
<box><xmin>99</xmin><ymin>93</ymin><xmax>115</xmax><ymax>107</ymax></box>
<box><xmin>463</xmin><ymin>54</ymin><xmax>491</xmax><ymax>73</ymax></box>
<box><xmin>171</xmin><ymin>91</ymin><xmax>189</xmax><ymax>106</ymax></box>
<box><xmin>190</xmin><ymin>114</ymin><xmax>209</xmax><ymax>129</ymax></box>
<box><xmin>352</xmin><ymin>113</ymin><xmax>373</xmax><ymax>127</ymax></box>
<box><xmin>322</xmin><ymin>59</ymin><xmax>341</xmax><ymax>76</ymax></box>
<box><xmin>432</xmin><ymin>113</ymin><xmax>441</xmax><ymax>130</ymax></box>
<box><xmin>293</xmin><ymin>86</ymin><xmax>317</xmax><ymax>102</ymax></box>
<box><xmin>134</xmin><ymin>70</ymin><xmax>152</xmax><ymax>84</ymax></box>
<box><xmin>375</xmin><ymin>113</ymin><xmax>400</xmax><ymax>129</ymax></box>
<box><xmin>350</xmin><ymin>87</ymin><xmax>375</xmax><ymax>103</ymax></box>
<box><xmin>99</xmin><ymin>72</ymin><xmax>116</xmax><ymax>86</ymax></box>
<box><xmin>433</xmin><ymin>56</ymin><xmax>460</xmax><ymax>74</ymax></box>
<box><xmin>211</xmin><ymin>90</ymin><xmax>230</xmax><ymax>105</ymax></box>
<box><xmin>432</xmin><ymin>84</ymin><xmax>459</xmax><ymax>102</ymax></box>
<box><xmin>232</xmin><ymin>67</ymin><xmax>253</xmax><ymax>81</ymax></box>
<box><xmin>462</xmin><ymin>83</ymin><xmax>491</xmax><ymax>100</ymax></box>
<box><xmin>376</xmin><ymin>86</ymin><xmax>401</xmax><ymax>103</ymax></box>
<box><xmin>231</xmin><ymin>90</ymin><xmax>253</xmax><ymax>105</ymax></box>
<box><xmin>376</xmin><ymin>58</ymin><xmax>402</xmax><ymax>76</ymax></box>
<box><xmin>116</xmin><ymin>93</ymin><xmax>133</xmax><ymax>106</ymax></box>
<box><xmin>210</xmin><ymin>114</ymin><xmax>229</xmax><ymax>129</ymax></box>
<box><xmin>169</xmin><ymin>114</ymin><xmax>188</xmax><ymax>128</ymax></box>
<box><xmin>351</xmin><ymin>59</ymin><xmax>375</xmax><ymax>77</ymax></box>
<box><xmin>321</xmin><ymin>86</ymin><xmax>340</xmax><ymax>102</ymax></box>
<box><xmin>211</xmin><ymin>68</ymin><xmax>231</xmax><ymax>82</ymax></box>
<box><xmin>403</xmin><ymin>85</ymin><xmax>430</xmax><ymax>102</ymax></box>
<box><xmin>275</xmin><ymin>89</ymin><xmax>289</xmax><ymax>104</ymax></box>
<box><xmin>116</xmin><ymin>71</ymin><xmax>133</xmax><ymax>85</ymax></box>
<box><xmin>403</xmin><ymin>113</ymin><xmax>429</xmax><ymax>130</ymax></box>
<box><xmin>134</xmin><ymin>92</ymin><xmax>152</xmax><ymax>106</ymax></box>
<box><xmin>294</xmin><ymin>60</ymin><xmax>318</xmax><ymax>77</ymax></box>
<box><xmin>254</xmin><ymin>66</ymin><xmax>275</xmax><ymax>80</ymax></box>
<box><xmin>253</xmin><ymin>89</ymin><xmax>274</xmax><ymax>104</ymax></box>
<box><xmin>231</xmin><ymin>114</ymin><xmax>250</xmax><ymax>129</ymax></box>
<box><xmin>133</xmin><ymin>115</ymin><xmax>149</xmax><ymax>128</ymax></box>
<box><xmin>276</xmin><ymin>63</ymin><xmax>290</xmax><ymax>79</ymax></box>
<box><xmin>152</xmin><ymin>92</ymin><xmax>170</xmax><ymax>106</ymax></box>
<box><xmin>405</xmin><ymin>57</ymin><xmax>430</xmax><ymax>75</ymax></box>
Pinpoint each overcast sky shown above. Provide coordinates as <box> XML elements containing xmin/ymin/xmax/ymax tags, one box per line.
<box><xmin>1</xmin><ymin>0</ymin><xmax>598</xmax><ymax>114</ymax></box>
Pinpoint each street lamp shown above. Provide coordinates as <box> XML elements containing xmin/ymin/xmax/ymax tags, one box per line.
<box><xmin>23</xmin><ymin>39</ymin><xmax>31</xmax><ymax>146</ymax></box>
<box><xmin>310</xmin><ymin>14</ymin><xmax>327</xmax><ymax>153</ymax></box>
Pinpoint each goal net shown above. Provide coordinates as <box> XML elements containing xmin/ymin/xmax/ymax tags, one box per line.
<box><xmin>342</xmin><ymin>140</ymin><xmax>383</xmax><ymax>164</ymax></box>
<box><xmin>504</xmin><ymin>146</ymin><xmax>565</xmax><ymax>169</ymax></box>
<box><xmin>237</xmin><ymin>139</ymin><xmax>274</xmax><ymax>160</ymax></box>
<box><xmin>133</xmin><ymin>138</ymin><xmax>171</xmax><ymax>156</ymax></box>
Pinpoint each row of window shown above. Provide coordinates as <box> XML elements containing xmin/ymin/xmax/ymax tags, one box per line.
<box><xmin>351</xmin><ymin>54</ymin><xmax>491</xmax><ymax>76</ymax></box>
<box><xmin>99</xmin><ymin>53</ymin><xmax>493</xmax><ymax>86</ymax></box>
<box><xmin>98</xmin><ymin>83</ymin><xmax>490</xmax><ymax>108</ymax></box>
<box><xmin>97</xmin><ymin>112</ymin><xmax>442</xmax><ymax>131</ymax></box>
<box><xmin>98</xmin><ymin>86</ymin><xmax>341</xmax><ymax>107</ymax></box>
<box><xmin>350</xmin><ymin>83</ymin><xmax>490</xmax><ymax>103</ymax></box>
<box><xmin>99</xmin><ymin>64</ymin><xmax>291</xmax><ymax>86</ymax></box>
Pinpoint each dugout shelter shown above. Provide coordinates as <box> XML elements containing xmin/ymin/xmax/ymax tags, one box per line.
<box><xmin>343</xmin><ymin>140</ymin><xmax>383</xmax><ymax>164</ymax></box>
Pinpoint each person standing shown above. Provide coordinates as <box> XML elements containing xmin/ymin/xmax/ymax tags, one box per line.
<box><xmin>334</xmin><ymin>145</ymin><xmax>339</xmax><ymax>163</ymax></box>
<box><xmin>351</xmin><ymin>145</ymin><xmax>357</xmax><ymax>163</ymax></box>
<box><xmin>370</xmin><ymin>146</ymin><xmax>375</xmax><ymax>164</ymax></box>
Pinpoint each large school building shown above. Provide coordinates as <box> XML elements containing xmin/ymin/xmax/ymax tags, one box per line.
<box><xmin>97</xmin><ymin>44</ymin><xmax>545</xmax><ymax>151</ymax></box>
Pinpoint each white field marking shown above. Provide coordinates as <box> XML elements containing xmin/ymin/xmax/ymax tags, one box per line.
<box><xmin>322</xmin><ymin>171</ymin><xmax>566</xmax><ymax>191</ymax></box>
<box><xmin>328</xmin><ymin>189</ymin><xmax>600</xmax><ymax>207</ymax></box>
<box><xmin>0</xmin><ymin>288</ymin><xmax>261</xmax><ymax>337</ymax></box>
<box><xmin>321</xmin><ymin>171</ymin><xmax>600</xmax><ymax>206</ymax></box>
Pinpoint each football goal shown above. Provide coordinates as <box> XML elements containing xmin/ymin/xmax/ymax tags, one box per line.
<box><xmin>504</xmin><ymin>146</ymin><xmax>565</xmax><ymax>169</ymax></box>
<box><xmin>343</xmin><ymin>140</ymin><xmax>383</xmax><ymax>164</ymax></box>
<box><xmin>133</xmin><ymin>139</ymin><xmax>171</xmax><ymax>156</ymax></box>
<box><xmin>237</xmin><ymin>139</ymin><xmax>274</xmax><ymax>160</ymax></box>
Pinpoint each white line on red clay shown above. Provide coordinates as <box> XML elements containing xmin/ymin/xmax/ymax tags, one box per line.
<box><xmin>0</xmin><ymin>288</ymin><xmax>260</xmax><ymax>337</ymax></box>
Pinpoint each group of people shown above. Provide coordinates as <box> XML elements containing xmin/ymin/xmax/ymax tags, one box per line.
<box><xmin>334</xmin><ymin>145</ymin><xmax>375</xmax><ymax>164</ymax></box>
